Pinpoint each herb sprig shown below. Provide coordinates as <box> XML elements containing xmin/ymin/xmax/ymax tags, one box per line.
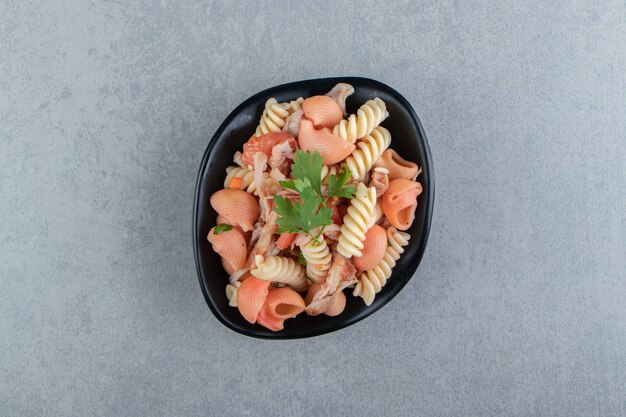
<box><xmin>273</xmin><ymin>150</ymin><xmax>357</xmax><ymax>244</ymax></box>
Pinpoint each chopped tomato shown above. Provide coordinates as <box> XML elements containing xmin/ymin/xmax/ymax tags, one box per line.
<box><xmin>275</xmin><ymin>233</ymin><xmax>297</xmax><ymax>250</ymax></box>
<box><xmin>331</xmin><ymin>206</ymin><xmax>343</xmax><ymax>225</ymax></box>
<box><xmin>241</xmin><ymin>132</ymin><xmax>297</xmax><ymax>165</ymax></box>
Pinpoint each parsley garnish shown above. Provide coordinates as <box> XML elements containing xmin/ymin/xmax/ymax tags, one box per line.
<box><xmin>298</xmin><ymin>253</ymin><xmax>307</xmax><ymax>266</ymax></box>
<box><xmin>273</xmin><ymin>150</ymin><xmax>356</xmax><ymax>245</ymax></box>
<box><xmin>213</xmin><ymin>224</ymin><xmax>233</xmax><ymax>234</ymax></box>
<box><xmin>326</xmin><ymin>164</ymin><xmax>357</xmax><ymax>199</ymax></box>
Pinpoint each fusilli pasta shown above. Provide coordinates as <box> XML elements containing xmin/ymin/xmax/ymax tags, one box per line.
<box><xmin>345</xmin><ymin>126</ymin><xmax>392</xmax><ymax>180</ymax></box>
<box><xmin>332</xmin><ymin>97</ymin><xmax>388</xmax><ymax>143</ymax></box>
<box><xmin>300</xmin><ymin>238</ymin><xmax>332</xmax><ymax>283</ymax></box>
<box><xmin>353</xmin><ymin>227</ymin><xmax>410</xmax><ymax>306</ymax></box>
<box><xmin>251</xmin><ymin>255</ymin><xmax>308</xmax><ymax>291</ymax></box>
<box><xmin>336</xmin><ymin>183</ymin><xmax>377</xmax><ymax>258</ymax></box>
<box><xmin>255</xmin><ymin>97</ymin><xmax>303</xmax><ymax>137</ymax></box>
<box><xmin>224</xmin><ymin>166</ymin><xmax>268</xmax><ymax>195</ymax></box>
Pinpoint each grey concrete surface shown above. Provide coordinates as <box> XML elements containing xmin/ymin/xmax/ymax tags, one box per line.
<box><xmin>1</xmin><ymin>1</ymin><xmax>625</xmax><ymax>416</ymax></box>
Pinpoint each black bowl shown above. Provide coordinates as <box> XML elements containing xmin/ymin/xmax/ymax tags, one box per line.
<box><xmin>193</xmin><ymin>77</ymin><xmax>434</xmax><ymax>339</ymax></box>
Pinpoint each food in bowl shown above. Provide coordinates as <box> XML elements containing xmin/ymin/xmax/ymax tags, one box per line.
<box><xmin>206</xmin><ymin>83</ymin><xmax>423</xmax><ymax>332</ymax></box>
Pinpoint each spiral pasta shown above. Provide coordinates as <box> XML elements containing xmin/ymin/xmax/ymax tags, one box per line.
<box><xmin>300</xmin><ymin>238</ymin><xmax>332</xmax><ymax>283</ymax></box>
<box><xmin>336</xmin><ymin>183</ymin><xmax>377</xmax><ymax>258</ymax></box>
<box><xmin>224</xmin><ymin>166</ymin><xmax>268</xmax><ymax>195</ymax></box>
<box><xmin>345</xmin><ymin>126</ymin><xmax>392</xmax><ymax>180</ymax></box>
<box><xmin>255</xmin><ymin>97</ymin><xmax>303</xmax><ymax>137</ymax></box>
<box><xmin>332</xmin><ymin>97</ymin><xmax>388</xmax><ymax>143</ymax></box>
<box><xmin>251</xmin><ymin>255</ymin><xmax>308</xmax><ymax>291</ymax></box>
<box><xmin>353</xmin><ymin>227</ymin><xmax>410</xmax><ymax>306</ymax></box>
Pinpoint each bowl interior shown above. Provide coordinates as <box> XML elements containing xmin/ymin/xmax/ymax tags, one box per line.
<box><xmin>193</xmin><ymin>77</ymin><xmax>434</xmax><ymax>339</ymax></box>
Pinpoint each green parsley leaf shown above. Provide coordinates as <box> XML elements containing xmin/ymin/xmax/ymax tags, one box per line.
<box><xmin>273</xmin><ymin>189</ymin><xmax>332</xmax><ymax>236</ymax></box>
<box><xmin>279</xmin><ymin>178</ymin><xmax>311</xmax><ymax>194</ymax></box>
<box><xmin>213</xmin><ymin>224</ymin><xmax>233</xmax><ymax>234</ymax></box>
<box><xmin>298</xmin><ymin>253</ymin><xmax>307</xmax><ymax>266</ymax></box>
<box><xmin>326</xmin><ymin>164</ymin><xmax>357</xmax><ymax>199</ymax></box>
<box><xmin>290</xmin><ymin>150</ymin><xmax>323</xmax><ymax>195</ymax></box>
<box><xmin>387</xmin><ymin>239</ymin><xmax>392</xmax><ymax>247</ymax></box>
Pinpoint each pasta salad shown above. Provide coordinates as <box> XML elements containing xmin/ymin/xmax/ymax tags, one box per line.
<box><xmin>208</xmin><ymin>83</ymin><xmax>423</xmax><ymax>332</ymax></box>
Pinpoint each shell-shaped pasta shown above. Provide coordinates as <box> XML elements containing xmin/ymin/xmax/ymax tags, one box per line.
<box><xmin>257</xmin><ymin>288</ymin><xmax>305</xmax><ymax>331</ymax></box>
<box><xmin>210</xmin><ymin>189</ymin><xmax>259</xmax><ymax>232</ymax></box>
<box><xmin>224</xmin><ymin>166</ymin><xmax>268</xmax><ymax>195</ymax></box>
<box><xmin>251</xmin><ymin>255</ymin><xmax>308</xmax><ymax>291</ymax></box>
<box><xmin>345</xmin><ymin>126</ymin><xmax>392</xmax><ymax>180</ymax></box>
<box><xmin>304</xmin><ymin>283</ymin><xmax>346</xmax><ymax>317</ymax></box>
<box><xmin>298</xmin><ymin>118</ymin><xmax>355</xmax><ymax>165</ymax></box>
<box><xmin>332</xmin><ymin>97</ymin><xmax>388</xmax><ymax>143</ymax></box>
<box><xmin>300</xmin><ymin>238</ymin><xmax>332</xmax><ymax>283</ymax></box>
<box><xmin>225</xmin><ymin>281</ymin><xmax>241</xmax><ymax>307</ymax></box>
<box><xmin>236</xmin><ymin>276</ymin><xmax>270</xmax><ymax>323</ymax></box>
<box><xmin>324</xmin><ymin>290</ymin><xmax>346</xmax><ymax>317</ymax></box>
<box><xmin>207</xmin><ymin>226</ymin><xmax>248</xmax><ymax>275</ymax></box>
<box><xmin>304</xmin><ymin>282</ymin><xmax>322</xmax><ymax>305</ymax></box>
<box><xmin>302</xmin><ymin>95</ymin><xmax>343</xmax><ymax>129</ymax></box>
<box><xmin>337</xmin><ymin>183</ymin><xmax>377</xmax><ymax>258</ymax></box>
<box><xmin>353</xmin><ymin>225</ymin><xmax>387</xmax><ymax>271</ymax></box>
<box><xmin>353</xmin><ymin>227</ymin><xmax>410</xmax><ymax>305</ymax></box>
<box><xmin>255</xmin><ymin>98</ymin><xmax>291</xmax><ymax>137</ymax></box>
<box><xmin>382</xmin><ymin>179</ymin><xmax>422</xmax><ymax>231</ymax></box>
<box><xmin>373</xmin><ymin>149</ymin><xmax>420</xmax><ymax>181</ymax></box>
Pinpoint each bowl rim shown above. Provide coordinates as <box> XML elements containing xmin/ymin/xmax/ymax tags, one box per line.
<box><xmin>193</xmin><ymin>76</ymin><xmax>435</xmax><ymax>339</ymax></box>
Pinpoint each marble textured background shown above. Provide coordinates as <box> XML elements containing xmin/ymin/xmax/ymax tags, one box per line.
<box><xmin>1</xmin><ymin>1</ymin><xmax>625</xmax><ymax>416</ymax></box>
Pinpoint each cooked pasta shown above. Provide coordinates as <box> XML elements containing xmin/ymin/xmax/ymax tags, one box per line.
<box><xmin>373</xmin><ymin>149</ymin><xmax>420</xmax><ymax>181</ymax></box>
<box><xmin>257</xmin><ymin>288</ymin><xmax>305</xmax><ymax>331</ymax></box>
<box><xmin>208</xmin><ymin>83</ymin><xmax>424</xmax><ymax>331</ymax></box>
<box><xmin>298</xmin><ymin>118</ymin><xmax>355</xmax><ymax>165</ymax></box>
<box><xmin>352</xmin><ymin>224</ymin><xmax>387</xmax><ymax>272</ymax></box>
<box><xmin>207</xmin><ymin>226</ymin><xmax>248</xmax><ymax>275</ymax></box>
<box><xmin>353</xmin><ymin>227</ymin><xmax>410</xmax><ymax>306</ymax></box>
<box><xmin>332</xmin><ymin>97</ymin><xmax>388</xmax><ymax>143</ymax></box>
<box><xmin>336</xmin><ymin>183</ymin><xmax>377</xmax><ymax>258</ymax></box>
<box><xmin>224</xmin><ymin>166</ymin><xmax>269</xmax><ymax>194</ymax></box>
<box><xmin>254</xmin><ymin>98</ymin><xmax>291</xmax><ymax>137</ymax></box>
<box><xmin>300</xmin><ymin>238</ymin><xmax>332</xmax><ymax>283</ymax></box>
<box><xmin>345</xmin><ymin>126</ymin><xmax>392</xmax><ymax>180</ymax></box>
<box><xmin>251</xmin><ymin>255</ymin><xmax>308</xmax><ymax>291</ymax></box>
<box><xmin>210</xmin><ymin>189</ymin><xmax>259</xmax><ymax>232</ymax></box>
<box><xmin>382</xmin><ymin>179</ymin><xmax>423</xmax><ymax>231</ymax></box>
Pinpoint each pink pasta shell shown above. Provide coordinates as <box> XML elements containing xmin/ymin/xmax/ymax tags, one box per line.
<box><xmin>302</xmin><ymin>95</ymin><xmax>343</xmax><ymax>129</ymax></box>
<box><xmin>298</xmin><ymin>118</ymin><xmax>355</xmax><ymax>165</ymax></box>
<box><xmin>207</xmin><ymin>226</ymin><xmax>248</xmax><ymax>275</ymax></box>
<box><xmin>210</xmin><ymin>189</ymin><xmax>259</xmax><ymax>232</ymax></box>
<box><xmin>257</xmin><ymin>288</ymin><xmax>305</xmax><ymax>331</ymax></box>
<box><xmin>324</xmin><ymin>290</ymin><xmax>346</xmax><ymax>317</ymax></box>
<box><xmin>374</xmin><ymin>149</ymin><xmax>419</xmax><ymax>181</ymax></box>
<box><xmin>353</xmin><ymin>225</ymin><xmax>387</xmax><ymax>271</ymax></box>
<box><xmin>236</xmin><ymin>276</ymin><xmax>270</xmax><ymax>324</ymax></box>
<box><xmin>382</xmin><ymin>179</ymin><xmax>423</xmax><ymax>231</ymax></box>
